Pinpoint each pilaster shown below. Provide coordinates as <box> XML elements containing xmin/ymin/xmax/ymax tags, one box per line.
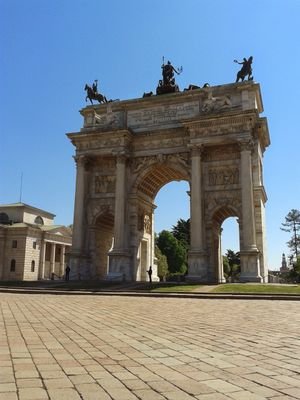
<box><xmin>239</xmin><ymin>140</ymin><xmax>262</xmax><ymax>282</ymax></box>
<box><xmin>50</xmin><ymin>243</ymin><xmax>56</xmax><ymax>275</ymax></box>
<box><xmin>39</xmin><ymin>239</ymin><xmax>46</xmax><ymax>280</ymax></box>
<box><xmin>107</xmin><ymin>152</ymin><xmax>131</xmax><ymax>281</ymax></box>
<box><xmin>187</xmin><ymin>144</ymin><xmax>208</xmax><ymax>281</ymax></box>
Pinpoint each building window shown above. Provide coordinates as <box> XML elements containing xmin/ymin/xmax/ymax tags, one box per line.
<box><xmin>34</xmin><ymin>216</ymin><xmax>44</xmax><ymax>225</ymax></box>
<box><xmin>33</xmin><ymin>241</ymin><xmax>37</xmax><ymax>249</ymax></box>
<box><xmin>31</xmin><ymin>260</ymin><xmax>35</xmax><ymax>272</ymax></box>
<box><xmin>12</xmin><ymin>240</ymin><xmax>17</xmax><ymax>248</ymax></box>
<box><xmin>0</xmin><ymin>212</ymin><xmax>9</xmax><ymax>224</ymax></box>
<box><xmin>10</xmin><ymin>259</ymin><xmax>16</xmax><ymax>272</ymax></box>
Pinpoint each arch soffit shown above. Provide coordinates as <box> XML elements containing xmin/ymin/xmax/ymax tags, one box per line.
<box><xmin>133</xmin><ymin>161</ymin><xmax>190</xmax><ymax>199</ymax></box>
<box><xmin>211</xmin><ymin>204</ymin><xmax>240</xmax><ymax>227</ymax></box>
<box><xmin>92</xmin><ymin>209</ymin><xmax>114</xmax><ymax>228</ymax></box>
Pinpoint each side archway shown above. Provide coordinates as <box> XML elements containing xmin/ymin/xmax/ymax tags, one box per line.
<box><xmin>210</xmin><ymin>205</ymin><xmax>241</xmax><ymax>283</ymax></box>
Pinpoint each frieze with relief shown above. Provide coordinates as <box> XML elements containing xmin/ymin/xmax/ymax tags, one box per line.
<box><xmin>94</xmin><ymin>175</ymin><xmax>116</xmax><ymax>194</ymax></box>
<box><xmin>133</xmin><ymin>135</ymin><xmax>188</xmax><ymax>152</ymax></box>
<box><xmin>203</xmin><ymin>144</ymin><xmax>239</xmax><ymax>161</ymax></box>
<box><xmin>77</xmin><ymin>137</ymin><xmax>121</xmax><ymax>151</ymax></box>
<box><xmin>208</xmin><ymin>167</ymin><xmax>239</xmax><ymax>187</ymax></box>
<box><xmin>93</xmin><ymin>158</ymin><xmax>116</xmax><ymax>171</ymax></box>
<box><xmin>188</xmin><ymin>116</ymin><xmax>255</xmax><ymax>138</ymax></box>
<box><xmin>131</xmin><ymin>152</ymin><xmax>189</xmax><ymax>175</ymax></box>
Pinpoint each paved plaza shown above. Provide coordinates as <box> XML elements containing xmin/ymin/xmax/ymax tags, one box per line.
<box><xmin>0</xmin><ymin>293</ymin><xmax>300</xmax><ymax>400</ymax></box>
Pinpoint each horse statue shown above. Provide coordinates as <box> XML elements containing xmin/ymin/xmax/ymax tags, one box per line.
<box><xmin>234</xmin><ymin>56</ymin><xmax>253</xmax><ymax>82</ymax></box>
<box><xmin>84</xmin><ymin>84</ymin><xmax>107</xmax><ymax>105</ymax></box>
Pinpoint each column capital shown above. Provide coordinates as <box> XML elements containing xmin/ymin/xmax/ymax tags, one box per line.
<box><xmin>238</xmin><ymin>139</ymin><xmax>254</xmax><ymax>152</ymax></box>
<box><xmin>112</xmin><ymin>151</ymin><xmax>129</xmax><ymax>164</ymax></box>
<box><xmin>189</xmin><ymin>144</ymin><xmax>204</xmax><ymax>157</ymax></box>
<box><xmin>73</xmin><ymin>155</ymin><xmax>93</xmax><ymax>170</ymax></box>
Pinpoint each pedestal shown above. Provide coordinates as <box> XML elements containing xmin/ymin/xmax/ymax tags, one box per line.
<box><xmin>106</xmin><ymin>250</ymin><xmax>131</xmax><ymax>282</ymax></box>
<box><xmin>186</xmin><ymin>250</ymin><xmax>209</xmax><ymax>282</ymax></box>
<box><xmin>239</xmin><ymin>249</ymin><xmax>262</xmax><ymax>282</ymax></box>
<box><xmin>69</xmin><ymin>253</ymin><xmax>91</xmax><ymax>280</ymax></box>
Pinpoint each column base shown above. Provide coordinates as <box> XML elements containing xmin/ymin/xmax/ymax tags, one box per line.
<box><xmin>239</xmin><ymin>249</ymin><xmax>262</xmax><ymax>283</ymax></box>
<box><xmin>107</xmin><ymin>249</ymin><xmax>132</xmax><ymax>281</ymax></box>
<box><xmin>69</xmin><ymin>253</ymin><xmax>92</xmax><ymax>280</ymax></box>
<box><xmin>186</xmin><ymin>250</ymin><xmax>209</xmax><ymax>283</ymax></box>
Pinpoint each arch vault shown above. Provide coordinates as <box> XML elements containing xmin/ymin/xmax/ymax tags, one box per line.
<box><xmin>67</xmin><ymin>81</ymin><xmax>270</xmax><ymax>283</ymax></box>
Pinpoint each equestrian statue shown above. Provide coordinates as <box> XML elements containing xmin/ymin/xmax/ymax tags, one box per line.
<box><xmin>234</xmin><ymin>56</ymin><xmax>253</xmax><ymax>82</ymax></box>
<box><xmin>84</xmin><ymin>79</ymin><xmax>107</xmax><ymax>105</ymax></box>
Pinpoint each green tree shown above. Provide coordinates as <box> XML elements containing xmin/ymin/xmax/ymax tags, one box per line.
<box><xmin>156</xmin><ymin>230</ymin><xmax>187</xmax><ymax>275</ymax></box>
<box><xmin>223</xmin><ymin>250</ymin><xmax>240</xmax><ymax>281</ymax></box>
<box><xmin>172</xmin><ymin>218</ymin><xmax>190</xmax><ymax>248</ymax></box>
<box><xmin>281</xmin><ymin>209</ymin><xmax>300</xmax><ymax>258</ymax></box>
<box><xmin>155</xmin><ymin>245</ymin><xmax>169</xmax><ymax>281</ymax></box>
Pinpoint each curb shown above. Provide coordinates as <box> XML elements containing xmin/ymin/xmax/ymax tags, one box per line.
<box><xmin>0</xmin><ymin>287</ymin><xmax>300</xmax><ymax>301</ymax></box>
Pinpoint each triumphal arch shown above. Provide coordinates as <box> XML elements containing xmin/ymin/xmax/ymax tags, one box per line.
<box><xmin>68</xmin><ymin>79</ymin><xmax>270</xmax><ymax>283</ymax></box>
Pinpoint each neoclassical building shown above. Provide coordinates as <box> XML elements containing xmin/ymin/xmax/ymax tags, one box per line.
<box><xmin>0</xmin><ymin>203</ymin><xmax>72</xmax><ymax>281</ymax></box>
<box><xmin>68</xmin><ymin>81</ymin><xmax>270</xmax><ymax>283</ymax></box>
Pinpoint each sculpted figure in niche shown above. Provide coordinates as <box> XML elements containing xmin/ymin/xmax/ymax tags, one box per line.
<box><xmin>144</xmin><ymin>215</ymin><xmax>151</xmax><ymax>234</ymax></box>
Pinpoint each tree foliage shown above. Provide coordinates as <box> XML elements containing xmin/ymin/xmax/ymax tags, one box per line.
<box><xmin>156</xmin><ymin>230</ymin><xmax>187</xmax><ymax>275</ymax></box>
<box><xmin>172</xmin><ymin>218</ymin><xmax>190</xmax><ymax>248</ymax></box>
<box><xmin>281</xmin><ymin>209</ymin><xmax>300</xmax><ymax>257</ymax></box>
<box><xmin>155</xmin><ymin>245</ymin><xmax>169</xmax><ymax>280</ymax></box>
<box><xmin>223</xmin><ymin>250</ymin><xmax>240</xmax><ymax>281</ymax></box>
<box><xmin>225</xmin><ymin>249</ymin><xmax>240</xmax><ymax>267</ymax></box>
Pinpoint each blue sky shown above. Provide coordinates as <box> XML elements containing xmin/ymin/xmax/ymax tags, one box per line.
<box><xmin>1</xmin><ymin>0</ymin><xmax>299</xmax><ymax>270</ymax></box>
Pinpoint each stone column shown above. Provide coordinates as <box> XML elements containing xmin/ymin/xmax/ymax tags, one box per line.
<box><xmin>39</xmin><ymin>239</ymin><xmax>46</xmax><ymax>280</ymax></box>
<box><xmin>239</xmin><ymin>140</ymin><xmax>262</xmax><ymax>282</ymax></box>
<box><xmin>69</xmin><ymin>155</ymin><xmax>92</xmax><ymax>280</ymax></box>
<box><xmin>88</xmin><ymin>226</ymin><xmax>97</xmax><ymax>278</ymax></box>
<box><xmin>218</xmin><ymin>229</ymin><xmax>226</xmax><ymax>283</ymax></box>
<box><xmin>0</xmin><ymin>232</ymin><xmax>6</xmax><ymax>280</ymax></box>
<box><xmin>113</xmin><ymin>154</ymin><xmax>126</xmax><ymax>250</ymax></box>
<box><xmin>190</xmin><ymin>145</ymin><xmax>203</xmax><ymax>250</ymax></box>
<box><xmin>72</xmin><ymin>155</ymin><xmax>87</xmax><ymax>254</ymax></box>
<box><xmin>187</xmin><ymin>144</ymin><xmax>208</xmax><ymax>281</ymax></box>
<box><xmin>60</xmin><ymin>245</ymin><xmax>65</xmax><ymax>278</ymax></box>
<box><xmin>107</xmin><ymin>153</ymin><xmax>131</xmax><ymax>281</ymax></box>
<box><xmin>50</xmin><ymin>243</ymin><xmax>56</xmax><ymax>278</ymax></box>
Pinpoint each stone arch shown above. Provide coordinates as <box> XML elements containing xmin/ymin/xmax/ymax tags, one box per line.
<box><xmin>209</xmin><ymin>205</ymin><xmax>240</xmax><ymax>283</ymax></box>
<box><xmin>68</xmin><ymin>81</ymin><xmax>270</xmax><ymax>283</ymax></box>
<box><xmin>129</xmin><ymin>160</ymin><xmax>190</xmax><ymax>282</ymax></box>
<box><xmin>134</xmin><ymin>161</ymin><xmax>190</xmax><ymax>199</ymax></box>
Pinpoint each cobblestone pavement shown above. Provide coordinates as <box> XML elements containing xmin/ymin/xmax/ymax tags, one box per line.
<box><xmin>1</xmin><ymin>294</ymin><xmax>300</xmax><ymax>400</ymax></box>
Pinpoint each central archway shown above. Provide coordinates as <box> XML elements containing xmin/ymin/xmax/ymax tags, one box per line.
<box><xmin>132</xmin><ymin>160</ymin><xmax>190</xmax><ymax>282</ymax></box>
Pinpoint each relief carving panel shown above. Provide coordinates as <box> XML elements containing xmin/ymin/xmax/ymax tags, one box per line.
<box><xmin>95</xmin><ymin>175</ymin><xmax>116</xmax><ymax>193</ymax></box>
<box><xmin>208</xmin><ymin>167</ymin><xmax>239</xmax><ymax>186</ymax></box>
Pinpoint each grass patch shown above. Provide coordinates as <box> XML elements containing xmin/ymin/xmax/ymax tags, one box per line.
<box><xmin>212</xmin><ymin>284</ymin><xmax>300</xmax><ymax>294</ymax></box>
